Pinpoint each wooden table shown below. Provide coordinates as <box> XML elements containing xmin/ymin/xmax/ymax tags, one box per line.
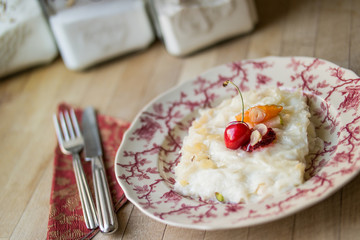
<box><xmin>1</xmin><ymin>0</ymin><xmax>359</xmax><ymax>239</ymax></box>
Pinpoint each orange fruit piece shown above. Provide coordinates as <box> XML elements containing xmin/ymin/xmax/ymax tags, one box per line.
<box><xmin>236</xmin><ymin>105</ymin><xmax>283</xmax><ymax>124</ymax></box>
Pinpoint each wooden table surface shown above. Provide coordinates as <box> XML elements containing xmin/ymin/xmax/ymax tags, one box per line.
<box><xmin>1</xmin><ymin>0</ymin><xmax>360</xmax><ymax>239</ymax></box>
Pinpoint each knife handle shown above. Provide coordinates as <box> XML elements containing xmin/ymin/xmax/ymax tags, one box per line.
<box><xmin>72</xmin><ymin>153</ymin><xmax>98</xmax><ymax>229</ymax></box>
<box><xmin>92</xmin><ymin>156</ymin><xmax>118</xmax><ymax>233</ymax></box>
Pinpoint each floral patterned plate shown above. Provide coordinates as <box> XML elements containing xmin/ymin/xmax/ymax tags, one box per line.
<box><xmin>115</xmin><ymin>56</ymin><xmax>360</xmax><ymax>230</ymax></box>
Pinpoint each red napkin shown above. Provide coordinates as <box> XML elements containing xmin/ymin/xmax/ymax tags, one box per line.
<box><xmin>47</xmin><ymin>103</ymin><xmax>130</xmax><ymax>240</ymax></box>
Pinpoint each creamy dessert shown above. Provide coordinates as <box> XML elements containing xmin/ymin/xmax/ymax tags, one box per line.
<box><xmin>174</xmin><ymin>87</ymin><xmax>320</xmax><ymax>203</ymax></box>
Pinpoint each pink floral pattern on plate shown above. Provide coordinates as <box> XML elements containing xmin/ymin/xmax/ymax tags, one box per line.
<box><xmin>115</xmin><ymin>56</ymin><xmax>360</xmax><ymax>230</ymax></box>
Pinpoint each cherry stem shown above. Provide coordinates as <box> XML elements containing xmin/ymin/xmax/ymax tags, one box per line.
<box><xmin>223</xmin><ymin>80</ymin><xmax>245</xmax><ymax>122</ymax></box>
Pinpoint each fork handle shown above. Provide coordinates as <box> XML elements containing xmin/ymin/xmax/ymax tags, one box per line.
<box><xmin>72</xmin><ymin>153</ymin><xmax>98</xmax><ymax>229</ymax></box>
<box><xmin>91</xmin><ymin>156</ymin><xmax>118</xmax><ymax>233</ymax></box>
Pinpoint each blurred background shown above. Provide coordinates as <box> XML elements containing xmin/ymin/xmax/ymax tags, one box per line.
<box><xmin>1</xmin><ymin>0</ymin><xmax>358</xmax><ymax>79</ymax></box>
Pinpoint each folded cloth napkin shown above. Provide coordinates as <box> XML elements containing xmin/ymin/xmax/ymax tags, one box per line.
<box><xmin>47</xmin><ymin>103</ymin><xmax>130</xmax><ymax>240</ymax></box>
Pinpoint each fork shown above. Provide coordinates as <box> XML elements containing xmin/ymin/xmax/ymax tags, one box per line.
<box><xmin>53</xmin><ymin>109</ymin><xmax>98</xmax><ymax>229</ymax></box>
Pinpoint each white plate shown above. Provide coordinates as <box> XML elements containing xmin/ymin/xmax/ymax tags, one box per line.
<box><xmin>115</xmin><ymin>56</ymin><xmax>360</xmax><ymax>230</ymax></box>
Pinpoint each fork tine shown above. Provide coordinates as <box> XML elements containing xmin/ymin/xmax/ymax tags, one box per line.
<box><xmin>70</xmin><ymin>108</ymin><xmax>81</xmax><ymax>137</ymax></box>
<box><xmin>59</xmin><ymin>112</ymin><xmax>70</xmax><ymax>141</ymax></box>
<box><xmin>64</xmin><ymin>110</ymin><xmax>75</xmax><ymax>139</ymax></box>
<box><xmin>52</xmin><ymin>114</ymin><xmax>64</xmax><ymax>145</ymax></box>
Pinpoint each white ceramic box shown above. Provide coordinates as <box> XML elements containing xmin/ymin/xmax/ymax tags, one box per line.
<box><xmin>46</xmin><ymin>0</ymin><xmax>155</xmax><ymax>70</ymax></box>
<box><xmin>149</xmin><ymin>0</ymin><xmax>258</xmax><ymax>56</ymax></box>
<box><xmin>0</xmin><ymin>0</ymin><xmax>58</xmax><ymax>78</ymax></box>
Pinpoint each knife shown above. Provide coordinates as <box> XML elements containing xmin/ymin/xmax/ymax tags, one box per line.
<box><xmin>82</xmin><ymin>107</ymin><xmax>118</xmax><ymax>234</ymax></box>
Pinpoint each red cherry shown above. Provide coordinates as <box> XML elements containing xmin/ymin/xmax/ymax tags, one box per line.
<box><xmin>224</xmin><ymin>121</ymin><xmax>252</xmax><ymax>149</ymax></box>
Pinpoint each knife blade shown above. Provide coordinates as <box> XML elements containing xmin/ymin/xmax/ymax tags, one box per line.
<box><xmin>82</xmin><ymin>107</ymin><xmax>118</xmax><ymax>234</ymax></box>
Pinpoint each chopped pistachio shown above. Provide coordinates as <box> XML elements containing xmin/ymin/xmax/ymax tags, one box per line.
<box><xmin>279</xmin><ymin>114</ymin><xmax>284</xmax><ymax>125</ymax></box>
<box><xmin>215</xmin><ymin>192</ymin><xmax>225</xmax><ymax>202</ymax></box>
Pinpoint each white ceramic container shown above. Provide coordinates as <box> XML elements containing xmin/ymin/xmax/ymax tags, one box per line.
<box><xmin>0</xmin><ymin>0</ymin><xmax>58</xmax><ymax>78</ymax></box>
<box><xmin>149</xmin><ymin>0</ymin><xmax>258</xmax><ymax>56</ymax></box>
<box><xmin>46</xmin><ymin>0</ymin><xmax>155</xmax><ymax>70</ymax></box>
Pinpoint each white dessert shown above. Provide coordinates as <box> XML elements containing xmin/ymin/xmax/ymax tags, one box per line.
<box><xmin>174</xmin><ymin>88</ymin><xmax>321</xmax><ymax>203</ymax></box>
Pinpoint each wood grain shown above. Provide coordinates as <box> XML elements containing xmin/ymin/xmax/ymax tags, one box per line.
<box><xmin>0</xmin><ymin>0</ymin><xmax>359</xmax><ymax>239</ymax></box>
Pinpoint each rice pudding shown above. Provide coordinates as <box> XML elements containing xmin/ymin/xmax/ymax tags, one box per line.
<box><xmin>174</xmin><ymin>87</ymin><xmax>320</xmax><ymax>203</ymax></box>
